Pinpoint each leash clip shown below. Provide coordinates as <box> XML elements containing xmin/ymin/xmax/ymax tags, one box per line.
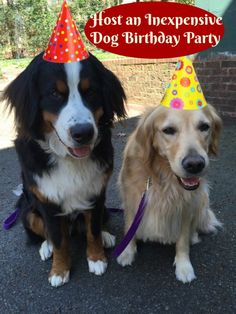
<box><xmin>146</xmin><ymin>177</ymin><xmax>152</xmax><ymax>191</ymax></box>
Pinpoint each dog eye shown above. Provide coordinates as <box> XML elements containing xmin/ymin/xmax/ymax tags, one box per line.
<box><xmin>162</xmin><ymin>127</ymin><xmax>177</xmax><ymax>135</ymax></box>
<box><xmin>199</xmin><ymin>123</ymin><xmax>210</xmax><ymax>132</ymax></box>
<box><xmin>51</xmin><ymin>89</ymin><xmax>63</xmax><ymax>99</ymax></box>
<box><xmin>82</xmin><ymin>88</ymin><xmax>95</xmax><ymax>97</ymax></box>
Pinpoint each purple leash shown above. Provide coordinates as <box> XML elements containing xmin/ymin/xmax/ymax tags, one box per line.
<box><xmin>3</xmin><ymin>208</ymin><xmax>20</xmax><ymax>230</ymax></box>
<box><xmin>112</xmin><ymin>177</ymin><xmax>151</xmax><ymax>258</ymax></box>
<box><xmin>3</xmin><ymin>180</ymin><xmax>151</xmax><ymax>260</ymax></box>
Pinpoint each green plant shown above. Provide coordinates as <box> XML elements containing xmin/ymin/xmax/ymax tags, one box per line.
<box><xmin>176</xmin><ymin>0</ymin><xmax>195</xmax><ymax>4</ymax></box>
<box><xmin>0</xmin><ymin>0</ymin><xmax>118</xmax><ymax>59</ymax></box>
<box><xmin>0</xmin><ymin>0</ymin><xmax>195</xmax><ymax>59</ymax></box>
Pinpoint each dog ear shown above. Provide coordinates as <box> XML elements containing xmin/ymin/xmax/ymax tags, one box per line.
<box><xmin>208</xmin><ymin>105</ymin><xmax>222</xmax><ymax>156</ymax></box>
<box><xmin>1</xmin><ymin>54</ymin><xmax>42</xmax><ymax>136</ymax></box>
<box><xmin>135</xmin><ymin>108</ymin><xmax>156</xmax><ymax>166</ymax></box>
<box><xmin>88</xmin><ymin>53</ymin><xmax>126</xmax><ymax>123</ymax></box>
<box><xmin>102</xmin><ymin>67</ymin><xmax>127</xmax><ymax>122</ymax></box>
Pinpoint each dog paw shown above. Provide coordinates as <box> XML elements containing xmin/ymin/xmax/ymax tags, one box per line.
<box><xmin>39</xmin><ymin>240</ymin><xmax>53</xmax><ymax>261</ymax></box>
<box><xmin>87</xmin><ymin>259</ymin><xmax>107</xmax><ymax>275</ymax></box>
<box><xmin>191</xmin><ymin>232</ymin><xmax>201</xmax><ymax>245</ymax></box>
<box><xmin>117</xmin><ymin>245</ymin><xmax>136</xmax><ymax>267</ymax></box>
<box><xmin>48</xmin><ymin>271</ymin><xmax>70</xmax><ymax>287</ymax></box>
<box><xmin>175</xmin><ymin>259</ymin><xmax>196</xmax><ymax>283</ymax></box>
<box><xmin>102</xmin><ymin>231</ymin><xmax>116</xmax><ymax>248</ymax></box>
<box><xmin>198</xmin><ymin>209</ymin><xmax>222</xmax><ymax>234</ymax></box>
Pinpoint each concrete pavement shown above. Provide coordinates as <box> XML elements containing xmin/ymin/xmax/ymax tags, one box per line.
<box><xmin>0</xmin><ymin>67</ymin><xmax>236</xmax><ymax>314</ymax></box>
<box><xmin>0</xmin><ymin>110</ymin><xmax>235</xmax><ymax>313</ymax></box>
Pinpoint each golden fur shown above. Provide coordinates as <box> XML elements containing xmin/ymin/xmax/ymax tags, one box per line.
<box><xmin>117</xmin><ymin>104</ymin><xmax>222</xmax><ymax>283</ymax></box>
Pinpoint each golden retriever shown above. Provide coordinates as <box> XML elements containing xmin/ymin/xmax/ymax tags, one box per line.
<box><xmin>117</xmin><ymin>104</ymin><xmax>222</xmax><ymax>283</ymax></box>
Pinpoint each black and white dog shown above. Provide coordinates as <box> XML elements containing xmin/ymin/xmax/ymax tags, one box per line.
<box><xmin>2</xmin><ymin>52</ymin><xmax>126</xmax><ymax>287</ymax></box>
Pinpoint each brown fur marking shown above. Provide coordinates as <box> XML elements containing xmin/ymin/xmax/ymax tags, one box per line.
<box><xmin>30</xmin><ymin>186</ymin><xmax>48</xmax><ymax>203</ymax></box>
<box><xmin>84</xmin><ymin>212</ymin><xmax>106</xmax><ymax>261</ymax></box>
<box><xmin>56</xmin><ymin>80</ymin><xmax>68</xmax><ymax>94</ymax></box>
<box><xmin>42</xmin><ymin>111</ymin><xmax>58</xmax><ymax>133</ymax></box>
<box><xmin>50</xmin><ymin>219</ymin><xmax>71</xmax><ymax>277</ymax></box>
<box><xmin>94</xmin><ymin>107</ymin><xmax>104</xmax><ymax>124</ymax></box>
<box><xmin>27</xmin><ymin>212</ymin><xmax>45</xmax><ymax>238</ymax></box>
<box><xmin>80</xmin><ymin>78</ymin><xmax>90</xmax><ymax>92</ymax></box>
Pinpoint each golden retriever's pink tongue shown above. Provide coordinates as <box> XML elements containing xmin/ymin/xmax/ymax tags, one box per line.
<box><xmin>181</xmin><ymin>177</ymin><xmax>199</xmax><ymax>187</ymax></box>
<box><xmin>71</xmin><ymin>146</ymin><xmax>90</xmax><ymax>158</ymax></box>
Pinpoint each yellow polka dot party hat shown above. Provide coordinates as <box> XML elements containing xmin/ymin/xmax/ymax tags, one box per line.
<box><xmin>160</xmin><ymin>56</ymin><xmax>207</xmax><ymax>110</ymax></box>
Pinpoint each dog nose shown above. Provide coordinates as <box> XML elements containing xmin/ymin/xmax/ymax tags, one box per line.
<box><xmin>69</xmin><ymin>123</ymin><xmax>94</xmax><ymax>144</ymax></box>
<box><xmin>182</xmin><ymin>155</ymin><xmax>205</xmax><ymax>174</ymax></box>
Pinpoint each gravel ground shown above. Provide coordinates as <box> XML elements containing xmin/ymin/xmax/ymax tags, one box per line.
<box><xmin>0</xmin><ymin>116</ymin><xmax>235</xmax><ymax>314</ymax></box>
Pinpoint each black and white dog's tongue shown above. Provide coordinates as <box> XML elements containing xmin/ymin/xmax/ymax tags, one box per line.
<box><xmin>69</xmin><ymin>146</ymin><xmax>91</xmax><ymax>158</ymax></box>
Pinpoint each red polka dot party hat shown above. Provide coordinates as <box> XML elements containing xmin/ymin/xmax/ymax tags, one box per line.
<box><xmin>161</xmin><ymin>56</ymin><xmax>207</xmax><ymax>110</ymax></box>
<box><xmin>43</xmin><ymin>0</ymin><xmax>89</xmax><ymax>63</ymax></box>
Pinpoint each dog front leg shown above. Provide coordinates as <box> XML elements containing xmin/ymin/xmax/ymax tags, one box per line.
<box><xmin>174</xmin><ymin>211</ymin><xmax>196</xmax><ymax>283</ymax></box>
<box><xmin>117</xmin><ymin>238</ymin><xmax>137</xmax><ymax>266</ymax></box>
<box><xmin>117</xmin><ymin>209</ymin><xmax>137</xmax><ymax>266</ymax></box>
<box><xmin>46</xmin><ymin>215</ymin><xmax>71</xmax><ymax>288</ymax></box>
<box><xmin>84</xmin><ymin>211</ymin><xmax>108</xmax><ymax>276</ymax></box>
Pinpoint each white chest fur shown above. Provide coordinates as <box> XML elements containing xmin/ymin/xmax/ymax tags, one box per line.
<box><xmin>136</xmin><ymin>182</ymin><xmax>207</xmax><ymax>244</ymax></box>
<box><xmin>34</xmin><ymin>157</ymin><xmax>105</xmax><ymax>214</ymax></box>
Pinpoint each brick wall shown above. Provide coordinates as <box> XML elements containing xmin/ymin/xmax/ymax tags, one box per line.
<box><xmin>103</xmin><ymin>56</ymin><xmax>236</xmax><ymax>118</ymax></box>
<box><xmin>194</xmin><ymin>58</ymin><xmax>236</xmax><ymax>118</ymax></box>
<box><xmin>103</xmin><ymin>58</ymin><xmax>176</xmax><ymax>105</ymax></box>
